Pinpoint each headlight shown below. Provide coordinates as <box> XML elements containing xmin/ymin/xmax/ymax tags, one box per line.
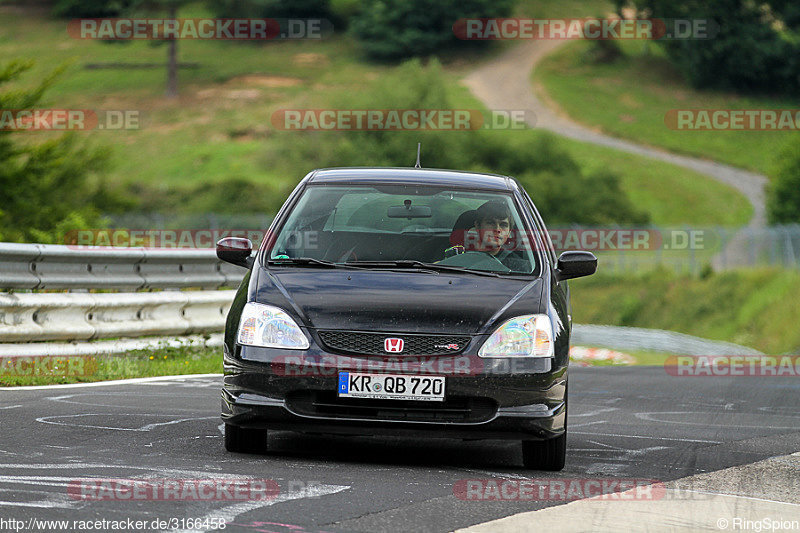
<box><xmin>237</xmin><ymin>302</ymin><xmax>309</xmax><ymax>349</ymax></box>
<box><xmin>478</xmin><ymin>314</ymin><xmax>553</xmax><ymax>358</ymax></box>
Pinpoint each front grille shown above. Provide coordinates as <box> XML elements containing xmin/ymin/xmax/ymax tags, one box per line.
<box><xmin>317</xmin><ymin>331</ymin><xmax>471</xmax><ymax>356</ymax></box>
<box><xmin>286</xmin><ymin>390</ymin><xmax>496</xmax><ymax>423</ymax></box>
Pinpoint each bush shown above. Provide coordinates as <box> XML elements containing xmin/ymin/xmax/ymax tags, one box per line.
<box><xmin>206</xmin><ymin>0</ymin><xmax>332</xmax><ymax>19</ymax></box>
<box><xmin>583</xmin><ymin>36</ymin><xmax>623</xmax><ymax>64</ymax></box>
<box><xmin>767</xmin><ymin>135</ymin><xmax>800</xmax><ymax>224</ymax></box>
<box><xmin>350</xmin><ymin>0</ymin><xmax>513</xmax><ymax>61</ymax></box>
<box><xmin>519</xmin><ymin>169</ymin><xmax>648</xmax><ymax>225</ymax></box>
<box><xmin>124</xmin><ymin>177</ymin><xmax>289</xmax><ymax>217</ymax></box>
<box><xmin>263</xmin><ymin>60</ymin><xmax>650</xmax><ymax>225</ymax></box>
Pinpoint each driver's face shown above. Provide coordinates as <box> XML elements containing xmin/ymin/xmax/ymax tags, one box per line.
<box><xmin>475</xmin><ymin>217</ymin><xmax>511</xmax><ymax>253</ymax></box>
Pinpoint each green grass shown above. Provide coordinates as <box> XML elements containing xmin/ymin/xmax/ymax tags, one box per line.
<box><xmin>1</xmin><ymin>3</ymin><xmax>385</xmax><ymax>192</ymax></box>
<box><xmin>536</xmin><ymin>39</ymin><xmax>800</xmax><ymax>175</ymax></box>
<box><xmin>625</xmin><ymin>349</ymin><xmax>677</xmax><ymax>366</ymax></box>
<box><xmin>0</xmin><ymin>3</ymin><xmax>751</xmax><ymax>227</ymax></box>
<box><xmin>570</xmin><ymin>269</ymin><xmax>800</xmax><ymax>354</ymax></box>
<box><xmin>0</xmin><ymin>344</ymin><xmax>221</xmax><ymax>387</ymax></box>
<box><xmin>546</xmin><ymin>137</ymin><xmax>752</xmax><ymax>226</ymax></box>
<box><xmin>462</xmin><ymin>129</ymin><xmax>751</xmax><ymax>227</ymax></box>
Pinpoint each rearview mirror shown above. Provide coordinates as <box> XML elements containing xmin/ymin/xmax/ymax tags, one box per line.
<box><xmin>216</xmin><ymin>237</ymin><xmax>253</xmax><ymax>268</ymax></box>
<box><xmin>387</xmin><ymin>203</ymin><xmax>431</xmax><ymax>219</ymax></box>
<box><xmin>556</xmin><ymin>251</ymin><xmax>597</xmax><ymax>281</ymax></box>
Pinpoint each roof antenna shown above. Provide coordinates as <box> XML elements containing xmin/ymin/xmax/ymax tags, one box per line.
<box><xmin>414</xmin><ymin>142</ymin><xmax>422</xmax><ymax>168</ymax></box>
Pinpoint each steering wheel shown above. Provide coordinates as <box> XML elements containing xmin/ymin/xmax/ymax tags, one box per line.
<box><xmin>437</xmin><ymin>251</ymin><xmax>511</xmax><ymax>272</ymax></box>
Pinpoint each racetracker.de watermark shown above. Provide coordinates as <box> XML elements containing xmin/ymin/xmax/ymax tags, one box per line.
<box><xmin>453</xmin><ymin>18</ymin><xmax>717</xmax><ymax>40</ymax></box>
<box><xmin>453</xmin><ymin>478</ymin><xmax>665</xmax><ymax>501</ymax></box>
<box><xmin>666</xmin><ymin>109</ymin><xmax>800</xmax><ymax>130</ymax></box>
<box><xmin>272</xmin><ymin>353</ymin><xmax>484</xmax><ymax>377</ymax></box>
<box><xmin>68</xmin><ymin>479</ymin><xmax>279</xmax><ymax>501</ymax></box>
<box><xmin>68</xmin><ymin>18</ymin><xmax>332</xmax><ymax>40</ymax></box>
<box><xmin>63</xmin><ymin>229</ymin><xmax>266</xmax><ymax>249</ymax></box>
<box><xmin>63</xmin><ymin>228</ymin><xmax>710</xmax><ymax>251</ymax></box>
<box><xmin>0</xmin><ymin>110</ymin><xmax>140</xmax><ymax>131</ymax></box>
<box><xmin>271</xmin><ymin>109</ymin><xmax>534</xmax><ymax>131</ymax></box>
<box><xmin>0</xmin><ymin>356</ymin><xmax>99</xmax><ymax>378</ymax></box>
<box><xmin>665</xmin><ymin>356</ymin><xmax>800</xmax><ymax>377</ymax></box>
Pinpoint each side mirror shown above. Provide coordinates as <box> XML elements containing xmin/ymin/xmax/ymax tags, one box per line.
<box><xmin>216</xmin><ymin>237</ymin><xmax>253</xmax><ymax>268</ymax></box>
<box><xmin>556</xmin><ymin>251</ymin><xmax>597</xmax><ymax>281</ymax></box>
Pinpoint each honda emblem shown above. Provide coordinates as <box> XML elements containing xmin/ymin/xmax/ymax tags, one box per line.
<box><xmin>384</xmin><ymin>338</ymin><xmax>404</xmax><ymax>353</ymax></box>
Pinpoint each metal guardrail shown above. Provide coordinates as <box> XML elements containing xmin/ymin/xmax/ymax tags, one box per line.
<box><xmin>0</xmin><ymin>334</ymin><xmax>223</xmax><ymax>358</ymax></box>
<box><xmin>0</xmin><ymin>243</ymin><xmax>246</xmax><ymax>290</ymax></box>
<box><xmin>0</xmin><ymin>290</ymin><xmax>236</xmax><ymax>343</ymax></box>
<box><xmin>0</xmin><ymin>243</ymin><xmax>245</xmax><ymax>349</ymax></box>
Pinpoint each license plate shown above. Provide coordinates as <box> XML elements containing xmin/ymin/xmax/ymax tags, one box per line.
<box><xmin>338</xmin><ymin>372</ymin><xmax>445</xmax><ymax>401</ymax></box>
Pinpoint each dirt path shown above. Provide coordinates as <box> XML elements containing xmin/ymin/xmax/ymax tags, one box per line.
<box><xmin>462</xmin><ymin>41</ymin><xmax>767</xmax><ymax>229</ymax></box>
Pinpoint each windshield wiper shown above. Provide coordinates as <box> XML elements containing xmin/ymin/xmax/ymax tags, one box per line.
<box><xmin>267</xmin><ymin>257</ymin><xmax>340</xmax><ymax>268</ymax></box>
<box><xmin>344</xmin><ymin>260</ymin><xmax>503</xmax><ymax>278</ymax></box>
<box><xmin>268</xmin><ymin>257</ymin><xmax>379</xmax><ymax>270</ymax></box>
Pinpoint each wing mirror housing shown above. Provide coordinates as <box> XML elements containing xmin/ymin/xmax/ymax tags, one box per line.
<box><xmin>216</xmin><ymin>237</ymin><xmax>254</xmax><ymax>268</ymax></box>
<box><xmin>555</xmin><ymin>251</ymin><xmax>597</xmax><ymax>281</ymax></box>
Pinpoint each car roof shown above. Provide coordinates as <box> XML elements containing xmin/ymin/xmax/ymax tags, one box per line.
<box><xmin>307</xmin><ymin>167</ymin><xmax>513</xmax><ymax>191</ymax></box>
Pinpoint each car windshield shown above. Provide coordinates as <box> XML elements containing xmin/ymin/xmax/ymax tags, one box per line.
<box><xmin>265</xmin><ymin>184</ymin><xmax>539</xmax><ymax>275</ymax></box>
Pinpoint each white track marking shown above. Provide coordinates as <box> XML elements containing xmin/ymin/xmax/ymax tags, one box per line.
<box><xmin>171</xmin><ymin>484</ymin><xmax>351</xmax><ymax>533</ymax></box>
<box><xmin>35</xmin><ymin>413</ymin><xmax>218</xmax><ymax>431</ymax></box>
<box><xmin>461</xmin><ymin>469</ymin><xmax>538</xmax><ymax>481</ymax></box>
<box><xmin>569</xmin><ymin>420</ymin><xmax>606</xmax><ymax>428</ymax></box>
<box><xmin>571</xmin><ymin>431</ymin><xmax>722</xmax><ymax>444</ymax></box>
<box><xmin>585</xmin><ymin>463</ymin><xmax>627</xmax><ymax>475</ymax></box>
<box><xmin>586</xmin><ymin>440</ymin><xmax>617</xmax><ymax>450</ymax></box>
<box><xmin>0</xmin><ymin>500</ymin><xmax>78</xmax><ymax>508</ymax></box>
<box><xmin>45</xmin><ymin>392</ymin><xmax>207</xmax><ymax>410</ymax></box>
<box><xmin>570</xmin><ymin>407</ymin><xmax>619</xmax><ymax>417</ymax></box>
<box><xmin>635</xmin><ymin>411</ymin><xmax>800</xmax><ymax>430</ymax></box>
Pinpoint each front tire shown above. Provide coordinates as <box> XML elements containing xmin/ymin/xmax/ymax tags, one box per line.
<box><xmin>522</xmin><ymin>381</ymin><xmax>567</xmax><ymax>470</ymax></box>
<box><xmin>224</xmin><ymin>424</ymin><xmax>268</xmax><ymax>454</ymax></box>
<box><xmin>522</xmin><ymin>432</ymin><xmax>566</xmax><ymax>471</ymax></box>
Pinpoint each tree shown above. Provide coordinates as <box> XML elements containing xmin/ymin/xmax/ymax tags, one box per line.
<box><xmin>52</xmin><ymin>0</ymin><xmax>189</xmax><ymax>98</ymax></box>
<box><xmin>0</xmin><ymin>61</ymin><xmax>112</xmax><ymax>243</ymax></box>
<box><xmin>350</xmin><ymin>0</ymin><xmax>514</xmax><ymax>61</ymax></box>
<box><xmin>206</xmin><ymin>0</ymin><xmax>332</xmax><ymax>19</ymax></box>
<box><xmin>630</xmin><ymin>0</ymin><xmax>800</xmax><ymax>94</ymax></box>
<box><xmin>52</xmin><ymin>0</ymin><xmax>133</xmax><ymax>18</ymax></box>
<box><xmin>127</xmin><ymin>0</ymin><xmax>191</xmax><ymax>98</ymax></box>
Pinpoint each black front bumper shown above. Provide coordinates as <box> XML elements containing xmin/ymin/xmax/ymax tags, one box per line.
<box><xmin>222</xmin><ymin>344</ymin><xmax>568</xmax><ymax>441</ymax></box>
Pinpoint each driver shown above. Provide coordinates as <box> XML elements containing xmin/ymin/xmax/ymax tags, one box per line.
<box><xmin>444</xmin><ymin>200</ymin><xmax>529</xmax><ymax>271</ymax></box>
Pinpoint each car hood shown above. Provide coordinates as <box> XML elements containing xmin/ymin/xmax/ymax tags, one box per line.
<box><xmin>256</xmin><ymin>268</ymin><xmax>543</xmax><ymax>335</ymax></box>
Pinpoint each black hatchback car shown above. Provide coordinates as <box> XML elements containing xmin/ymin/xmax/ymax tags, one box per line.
<box><xmin>217</xmin><ymin>167</ymin><xmax>596</xmax><ymax>470</ymax></box>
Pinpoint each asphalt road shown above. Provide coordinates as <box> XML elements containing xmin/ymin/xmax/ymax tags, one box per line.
<box><xmin>1</xmin><ymin>367</ymin><xmax>798</xmax><ymax>532</ymax></box>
